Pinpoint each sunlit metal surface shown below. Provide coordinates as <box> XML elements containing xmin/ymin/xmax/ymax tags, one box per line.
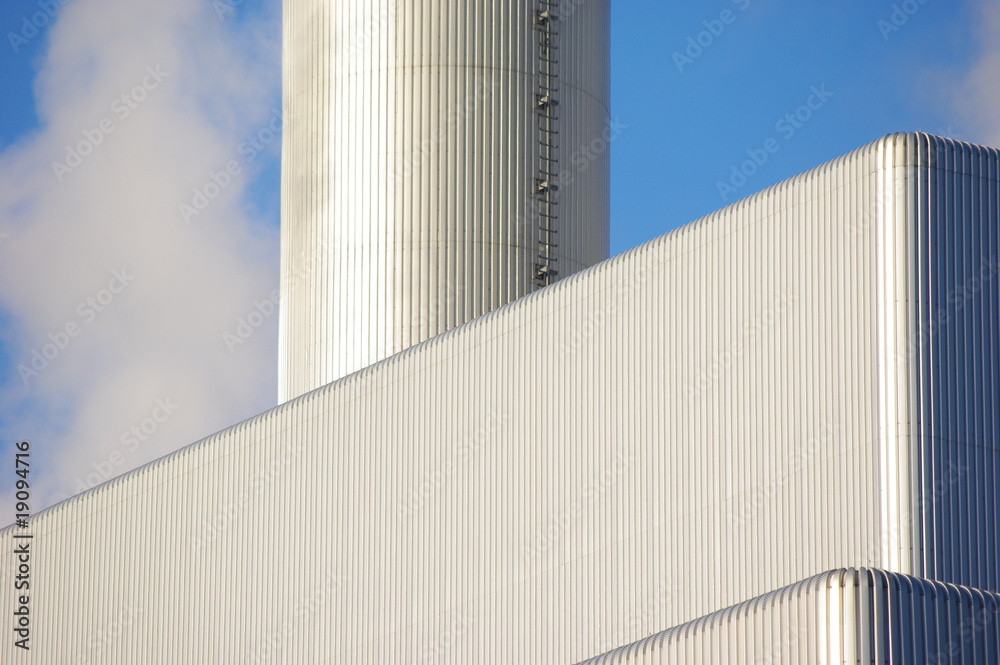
<box><xmin>1</xmin><ymin>133</ymin><xmax>996</xmax><ymax>663</ymax></box>
<box><xmin>279</xmin><ymin>0</ymin><xmax>611</xmax><ymax>401</ymax></box>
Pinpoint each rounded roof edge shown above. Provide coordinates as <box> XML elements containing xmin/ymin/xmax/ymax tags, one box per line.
<box><xmin>570</xmin><ymin>568</ymin><xmax>1000</xmax><ymax>665</ymax></box>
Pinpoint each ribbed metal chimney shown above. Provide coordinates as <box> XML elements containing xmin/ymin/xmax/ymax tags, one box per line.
<box><xmin>279</xmin><ymin>0</ymin><xmax>611</xmax><ymax>401</ymax></box>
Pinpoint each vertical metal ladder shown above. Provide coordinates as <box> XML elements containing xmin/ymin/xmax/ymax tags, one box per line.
<box><xmin>534</xmin><ymin>3</ymin><xmax>559</xmax><ymax>287</ymax></box>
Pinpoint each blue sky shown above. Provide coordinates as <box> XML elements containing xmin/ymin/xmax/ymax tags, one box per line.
<box><xmin>611</xmin><ymin>0</ymin><xmax>988</xmax><ymax>251</ymax></box>
<box><xmin>1</xmin><ymin>0</ymin><xmax>997</xmax><ymax>514</ymax></box>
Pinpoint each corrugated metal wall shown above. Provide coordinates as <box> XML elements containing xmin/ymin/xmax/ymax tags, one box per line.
<box><xmin>1</xmin><ymin>134</ymin><xmax>996</xmax><ymax>663</ymax></box>
<box><xmin>278</xmin><ymin>0</ymin><xmax>612</xmax><ymax>401</ymax></box>
<box><xmin>907</xmin><ymin>136</ymin><xmax>1000</xmax><ymax>592</ymax></box>
<box><xmin>577</xmin><ymin>569</ymin><xmax>1000</xmax><ymax>664</ymax></box>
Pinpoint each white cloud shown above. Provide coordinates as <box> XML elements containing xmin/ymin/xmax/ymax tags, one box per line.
<box><xmin>951</xmin><ymin>1</ymin><xmax>1000</xmax><ymax>147</ymax></box>
<box><xmin>0</xmin><ymin>0</ymin><xmax>281</xmax><ymax>511</ymax></box>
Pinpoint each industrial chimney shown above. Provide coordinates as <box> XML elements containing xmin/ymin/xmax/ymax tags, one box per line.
<box><xmin>279</xmin><ymin>0</ymin><xmax>611</xmax><ymax>402</ymax></box>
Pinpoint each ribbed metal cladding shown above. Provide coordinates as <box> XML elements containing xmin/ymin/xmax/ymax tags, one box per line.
<box><xmin>2</xmin><ymin>134</ymin><xmax>997</xmax><ymax>664</ymax></box>
<box><xmin>905</xmin><ymin>135</ymin><xmax>1000</xmax><ymax>593</ymax></box>
<box><xmin>577</xmin><ymin>569</ymin><xmax>1000</xmax><ymax>664</ymax></box>
<box><xmin>278</xmin><ymin>0</ymin><xmax>611</xmax><ymax>401</ymax></box>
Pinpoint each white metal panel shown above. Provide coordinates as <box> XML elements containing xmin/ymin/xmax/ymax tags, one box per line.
<box><xmin>1</xmin><ymin>133</ymin><xmax>997</xmax><ymax>664</ymax></box>
<box><xmin>278</xmin><ymin>0</ymin><xmax>612</xmax><ymax>401</ymax></box>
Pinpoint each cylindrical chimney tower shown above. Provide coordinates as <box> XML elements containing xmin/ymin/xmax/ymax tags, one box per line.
<box><xmin>279</xmin><ymin>0</ymin><xmax>611</xmax><ymax>402</ymax></box>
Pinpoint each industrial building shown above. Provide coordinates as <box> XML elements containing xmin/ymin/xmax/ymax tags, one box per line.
<box><xmin>1</xmin><ymin>1</ymin><xmax>998</xmax><ymax>663</ymax></box>
<box><xmin>279</xmin><ymin>0</ymin><xmax>610</xmax><ymax>398</ymax></box>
